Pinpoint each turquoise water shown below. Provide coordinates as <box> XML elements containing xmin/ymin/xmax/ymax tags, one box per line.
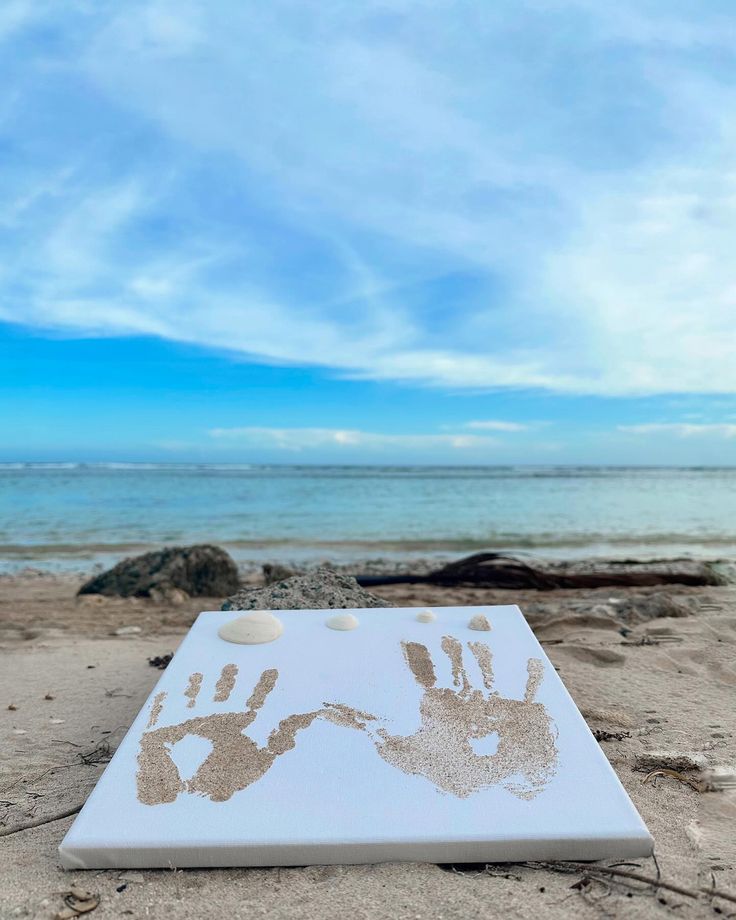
<box><xmin>1</xmin><ymin>464</ymin><xmax>736</xmax><ymax>572</ymax></box>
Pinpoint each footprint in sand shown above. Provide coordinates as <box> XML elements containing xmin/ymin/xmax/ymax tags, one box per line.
<box><xmin>651</xmin><ymin>647</ymin><xmax>736</xmax><ymax>686</ymax></box>
<box><xmin>534</xmin><ymin>615</ymin><xmax>622</xmax><ymax>647</ymax></box>
<box><xmin>704</xmin><ymin>616</ymin><xmax>736</xmax><ymax>644</ymax></box>
<box><xmin>557</xmin><ymin>645</ymin><xmax>627</xmax><ymax>668</ymax></box>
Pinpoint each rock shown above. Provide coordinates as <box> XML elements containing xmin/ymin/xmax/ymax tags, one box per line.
<box><xmin>587</xmin><ymin>604</ymin><xmax>619</xmax><ymax>619</ymax></box>
<box><xmin>113</xmin><ymin>626</ymin><xmax>142</xmax><ymax>636</ymax></box>
<box><xmin>427</xmin><ymin>553</ymin><xmax>726</xmax><ymax>590</ymax></box>
<box><xmin>76</xmin><ymin>594</ymin><xmax>107</xmax><ymax>606</ymax></box>
<box><xmin>614</xmin><ymin>593</ymin><xmax>695</xmax><ymax>623</ymax></box>
<box><xmin>148</xmin><ymin>585</ymin><xmax>190</xmax><ymax>605</ymax></box>
<box><xmin>78</xmin><ymin>545</ymin><xmax>240</xmax><ymax>598</ymax></box>
<box><xmin>222</xmin><ymin>568</ymin><xmax>391</xmax><ymax>611</ymax></box>
<box><xmin>262</xmin><ymin>563</ymin><xmax>296</xmax><ymax>585</ymax></box>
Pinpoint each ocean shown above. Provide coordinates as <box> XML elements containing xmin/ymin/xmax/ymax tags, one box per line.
<box><xmin>2</xmin><ymin>464</ymin><xmax>735</xmax><ymax>573</ymax></box>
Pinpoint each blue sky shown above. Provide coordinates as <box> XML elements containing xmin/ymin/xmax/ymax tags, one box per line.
<box><xmin>1</xmin><ymin>1</ymin><xmax>735</xmax><ymax>464</ymax></box>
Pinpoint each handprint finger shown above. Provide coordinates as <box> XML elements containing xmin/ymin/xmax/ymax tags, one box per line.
<box><xmin>184</xmin><ymin>672</ymin><xmax>203</xmax><ymax>709</ymax></box>
<box><xmin>266</xmin><ymin>710</ymin><xmax>322</xmax><ymax>756</ymax></box>
<box><xmin>441</xmin><ymin>636</ymin><xmax>470</xmax><ymax>693</ymax></box>
<box><xmin>245</xmin><ymin>668</ymin><xmax>278</xmax><ymax>712</ymax></box>
<box><xmin>146</xmin><ymin>691</ymin><xmax>166</xmax><ymax>728</ymax></box>
<box><xmin>524</xmin><ymin>658</ymin><xmax>544</xmax><ymax>702</ymax></box>
<box><xmin>468</xmin><ymin>641</ymin><xmax>494</xmax><ymax>692</ymax></box>
<box><xmin>214</xmin><ymin>663</ymin><xmax>238</xmax><ymax>702</ymax></box>
<box><xmin>401</xmin><ymin>641</ymin><xmax>436</xmax><ymax>689</ymax></box>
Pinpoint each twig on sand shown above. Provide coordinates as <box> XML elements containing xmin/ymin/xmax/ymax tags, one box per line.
<box><xmin>643</xmin><ymin>768</ymin><xmax>703</xmax><ymax>791</ymax></box>
<box><xmin>0</xmin><ymin>802</ymin><xmax>85</xmax><ymax>837</ymax></box>
<box><xmin>0</xmin><ymin>765</ymin><xmax>69</xmax><ymax>793</ymax></box>
<box><xmin>525</xmin><ymin>861</ymin><xmax>736</xmax><ymax>906</ymax></box>
<box><xmin>77</xmin><ymin>740</ymin><xmax>112</xmax><ymax>765</ymax></box>
<box><xmin>621</xmin><ymin>636</ymin><xmax>683</xmax><ymax>646</ymax></box>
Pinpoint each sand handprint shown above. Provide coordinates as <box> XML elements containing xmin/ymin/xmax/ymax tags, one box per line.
<box><xmin>324</xmin><ymin>636</ymin><xmax>558</xmax><ymax>799</ymax></box>
<box><xmin>137</xmin><ymin>664</ymin><xmax>321</xmax><ymax>804</ymax></box>
<box><xmin>137</xmin><ymin>637</ymin><xmax>557</xmax><ymax>805</ymax></box>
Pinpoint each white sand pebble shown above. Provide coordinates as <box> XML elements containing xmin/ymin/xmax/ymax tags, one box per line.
<box><xmin>468</xmin><ymin>614</ymin><xmax>492</xmax><ymax>631</ymax></box>
<box><xmin>415</xmin><ymin>609</ymin><xmax>437</xmax><ymax>623</ymax></box>
<box><xmin>325</xmin><ymin>613</ymin><xmax>359</xmax><ymax>631</ymax></box>
<box><xmin>218</xmin><ymin>611</ymin><xmax>284</xmax><ymax>645</ymax></box>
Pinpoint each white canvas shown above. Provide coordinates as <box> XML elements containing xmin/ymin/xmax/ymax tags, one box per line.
<box><xmin>59</xmin><ymin>605</ymin><xmax>652</xmax><ymax>869</ymax></box>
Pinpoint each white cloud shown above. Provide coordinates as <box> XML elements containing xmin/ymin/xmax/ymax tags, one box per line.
<box><xmin>545</xmin><ymin>163</ymin><xmax>736</xmax><ymax>394</ymax></box>
<box><xmin>209</xmin><ymin>426</ymin><xmax>497</xmax><ymax>452</ymax></box>
<box><xmin>619</xmin><ymin>423</ymin><xmax>736</xmax><ymax>438</ymax></box>
<box><xmin>2</xmin><ymin>1</ymin><xmax>736</xmax><ymax>395</ymax></box>
<box><xmin>464</xmin><ymin>420</ymin><xmax>529</xmax><ymax>432</ymax></box>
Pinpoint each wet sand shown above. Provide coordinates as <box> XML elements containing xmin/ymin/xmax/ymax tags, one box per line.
<box><xmin>2</xmin><ymin>570</ymin><xmax>736</xmax><ymax>919</ymax></box>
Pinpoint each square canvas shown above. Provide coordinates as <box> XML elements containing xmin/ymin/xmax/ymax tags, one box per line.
<box><xmin>59</xmin><ymin>605</ymin><xmax>652</xmax><ymax>868</ymax></box>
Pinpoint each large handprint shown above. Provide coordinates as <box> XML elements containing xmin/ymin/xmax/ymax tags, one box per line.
<box><xmin>136</xmin><ymin>664</ymin><xmax>321</xmax><ymax>804</ymax></box>
<box><xmin>324</xmin><ymin>636</ymin><xmax>558</xmax><ymax>799</ymax></box>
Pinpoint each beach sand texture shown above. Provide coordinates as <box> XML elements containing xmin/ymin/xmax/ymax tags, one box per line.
<box><xmin>2</xmin><ymin>571</ymin><xmax>736</xmax><ymax>918</ymax></box>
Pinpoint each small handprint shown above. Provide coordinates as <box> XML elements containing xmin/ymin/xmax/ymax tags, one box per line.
<box><xmin>137</xmin><ymin>664</ymin><xmax>321</xmax><ymax>804</ymax></box>
<box><xmin>323</xmin><ymin>636</ymin><xmax>558</xmax><ymax>799</ymax></box>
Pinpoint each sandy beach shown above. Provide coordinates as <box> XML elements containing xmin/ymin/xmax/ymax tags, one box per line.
<box><xmin>2</xmin><ymin>567</ymin><xmax>735</xmax><ymax>919</ymax></box>
<box><xmin>5</xmin><ymin>0</ymin><xmax>736</xmax><ymax>911</ymax></box>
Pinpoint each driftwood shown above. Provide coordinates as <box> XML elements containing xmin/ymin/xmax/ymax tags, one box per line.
<box><xmin>357</xmin><ymin>553</ymin><xmax>726</xmax><ymax>590</ymax></box>
<box><xmin>0</xmin><ymin>802</ymin><xmax>84</xmax><ymax>837</ymax></box>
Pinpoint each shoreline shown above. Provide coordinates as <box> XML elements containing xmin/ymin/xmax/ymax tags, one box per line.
<box><xmin>2</xmin><ymin>543</ymin><xmax>736</xmax><ymax>579</ymax></box>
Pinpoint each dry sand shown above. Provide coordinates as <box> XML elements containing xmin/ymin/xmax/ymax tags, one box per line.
<box><xmin>2</xmin><ymin>571</ymin><xmax>736</xmax><ymax>919</ymax></box>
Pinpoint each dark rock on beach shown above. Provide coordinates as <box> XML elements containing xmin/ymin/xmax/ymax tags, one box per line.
<box><xmin>612</xmin><ymin>592</ymin><xmax>696</xmax><ymax>622</ymax></box>
<box><xmin>262</xmin><ymin>562</ymin><xmax>297</xmax><ymax>585</ymax></box>
<box><xmin>78</xmin><ymin>544</ymin><xmax>240</xmax><ymax>598</ymax></box>
<box><xmin>223</xmin><ymin>568</ymin><xmax>392</xmax><ymax>610</ymax></box>
<box><xmin>426</xmin><ymin>552</ymin><xmax>726</xmax><ymax>590</ymax></box>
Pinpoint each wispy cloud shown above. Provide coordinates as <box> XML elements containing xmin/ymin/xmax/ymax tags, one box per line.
<box><xmin>209</xmin><ymin>427</ymin><xmax>497</xmax><ymax>452</ymax></box>
<box><xmin>619</xmin><ymin>423</ymin><xmax>736</xmax><ymax>438</ymax></box>
<box><xmin>1</xmin><ymin>2</ymin><xmax>735</xmax><ymax>395</ymax></box>
<box><xmin>464</xmin><ymin>420</ymin><xmax>529</xmax><ymax>432</ymax></box>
